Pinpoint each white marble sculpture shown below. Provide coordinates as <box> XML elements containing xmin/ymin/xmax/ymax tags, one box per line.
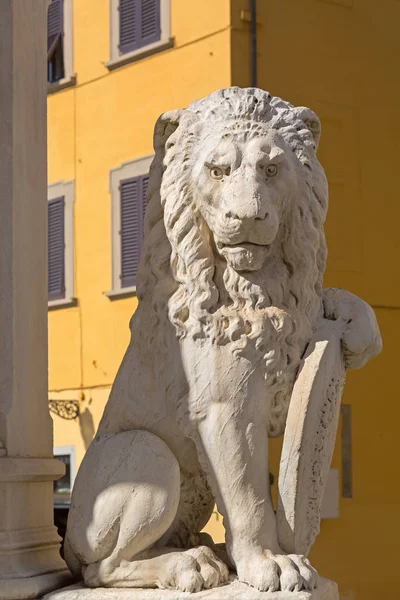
<box><xmin>63</xmin><ymin>88</ymin><xmax>382</xmax><ymax>594</ymax></box>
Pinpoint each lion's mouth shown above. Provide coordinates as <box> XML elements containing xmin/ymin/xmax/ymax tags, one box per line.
<box><xmin>217</xmin><ymin>241</ymin><xmax>270</xmax><ymax>252</ymax></box>
<box><xmin>215</xmin><ymin>241</ymin><xmax>271</xmax><ymax>272</ymax></box>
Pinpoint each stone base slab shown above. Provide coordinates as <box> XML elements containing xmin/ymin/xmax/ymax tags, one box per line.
<box><xmin>44</xmin><ymin>577</ymin><xmax>338</xmax><ymax>600</ymax></box>
<box><xmin>0</xmin><ymin>569</ymin><xmax>72</xmax><ymax>600</ymax></box>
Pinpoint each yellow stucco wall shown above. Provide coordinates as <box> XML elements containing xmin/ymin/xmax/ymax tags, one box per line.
<box><xmin>49</xmin><ymin>2</ymin><xmax>399</xmax><ymax>598</ymax></box>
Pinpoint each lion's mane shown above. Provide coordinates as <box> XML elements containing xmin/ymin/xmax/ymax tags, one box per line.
<box><xmin>136</xmin><ymin>88</ymin><xmax>329</xmax><ymax>435</ymax></box>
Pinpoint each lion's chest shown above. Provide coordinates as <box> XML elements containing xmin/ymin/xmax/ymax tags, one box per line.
<box><xmin>179</xmin><ymin>331</ymin><xmax>301</xmax><ymax>435</ymax></box>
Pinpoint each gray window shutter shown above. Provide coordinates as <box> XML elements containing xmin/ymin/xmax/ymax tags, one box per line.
<box><xmin>119</xmin><ymin>0</ymin><xmax>160</xmax><ymax>55</ymax></box>
<box><xmin>47</xmin><ymin>0</ymin><xmax>63</xmax><ymax>58</ymax></box>
<box><xmin>119</xmin><ymin>0</ymin><xmax>137</xmax><ymax>55</ymax></box>
<box><xmin>48</xmin><ymin>197</ymin><xmax>65</xmax><ymax>301</ymax></box>
<box><xmin>120</xmin><ymin>175</ymin><xmax>147</xmax><ymax>288</ymax></box>
<box><xmin>142</xmin><ymin>174</ymin><xmax>149</xmax><ymax>205</ymax></box>
<box><xmin>140</xmin><ymin>0</ymin><xmax>160</xmax><ymax>45</ymax></box>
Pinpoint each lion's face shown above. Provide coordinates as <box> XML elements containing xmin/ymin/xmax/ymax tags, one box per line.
<box><xmin>191</xmin><ymin>129</ymin><xmax>299</xmax><ymax>272</ymax></box>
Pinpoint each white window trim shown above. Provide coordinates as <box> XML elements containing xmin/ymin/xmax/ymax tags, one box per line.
<box><xmin>106</xmin><ymin>155</ymin><xmax>153</xmax><ymax>299</ymax></box>
<box><xmin>321</xmin><ymin>468</ymin><xmax>339</xmax><ymax>520</ymax></box>
<box><xmin>54</xmin><ymin>445</ymin><xmax>76</xmax><ymax>491</ymax></box>
<box><xmin>48</xmin><ymin>0</ymin><xmax>76</xmax><ymax>94</ymax></box>
<box><xmin>48</xmin><ymin>180</ymin><xmax>75</xmax><ymax>309</ymax></box>
<box><xmin>106</xmin><ymin>0</ymin><xmax>173</xmax><ymax>71</ymax></box>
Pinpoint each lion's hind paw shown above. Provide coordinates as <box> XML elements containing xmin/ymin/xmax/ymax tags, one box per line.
<box><xmin>164</xmin><ymin>546</ymin><xmax>229</xmax><ymax>592</ymax></box>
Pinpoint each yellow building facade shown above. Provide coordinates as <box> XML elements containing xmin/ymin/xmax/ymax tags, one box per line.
<box><xmin>48</xmin><ymin>1</ymin><xmax>400</xmax><ymax>598</ymax></box>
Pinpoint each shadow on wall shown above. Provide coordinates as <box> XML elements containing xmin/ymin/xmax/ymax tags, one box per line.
<box><xmin>79</xmin><ymin>407</ymin><xmax>95</xmax><ymax>450</ymax></box>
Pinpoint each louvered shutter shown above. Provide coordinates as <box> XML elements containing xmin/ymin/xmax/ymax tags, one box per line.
<box><xmin>48</xmin><ymin>197</ymin><xmax>65</xmax><ymax>301</ymax></box>
<box><xmin>140</xmin><ymin>0</ymin><xmax>160</xmax><ymax>46</ymax></box>
<box><xmin>47</xmin><ymin>0</ymin><xmax>63</xmax><ymax>58</ymax></box>
<box><xmin>142</xmin><ymin>174</ymin><xmax>149</xmax><ymax>205</ymax></box>
<box><xmin>119</xmin><ymin>0</ymin><xmax>137</xmax><ymax>54</ymax></box>
<box><xmin>120</xmin><ymin>176</ymin><xmax>147</xmax><ymax>288</ymax></box>
<box><xmin>119</xmin><ymin>0</ymin><xmax>160</xmax><ymax>55</ymax></box>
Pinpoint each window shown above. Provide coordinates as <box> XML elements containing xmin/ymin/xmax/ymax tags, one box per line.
<box><xmin>54</xmin><ymin>454</ymin><xmax>72</xmax><ymax>504</ymax></box>
<box><xmin>53</xmin><ymin>446</ymin><xmax>76</xmax><ymax>546</ymax></box>
<box><xmin>119</xmin><ymin>0</ymin><xmax>160</xmax><ymax>54</ymax></box>
<box><xmin>47</xmin><ymin>0</ymin><xmax>74</xmax><ymax>92</ymax></box>
<box><xmin>108</xmin><ymin>0</ymin><xmax>172</xmax><ymax>69</ymax></box>
<box><xmin>107</xmin><ymin>156</ymin><xmax>153</xmax><ymax>297</ymax></box>
<box><xmin>120</xmin><ymin>175</ymin><xmax>148</xmax><ymax>288</ymax></box>
<box><xmin>321</xmin><ymin>468</ymin><xmax>339</xmax><ymax>520</ymax></box>
<box><xmin>53</xmin><ymin>446</ymin><xmax>76</xmax><ymax>506</ymax></box>
<box><xmin>47</xmin><ymin>0</ymin><xmax>64</xmax><ymax>83</ymax></box>
<box><xmin>48</xmin><ymin>197</ymin><xmax>65</xmax><ymax>300</ymax></box>
<box><xmin>48</xmin><ymin>181</ymin><xmax>75</xmax><ymax>308</ymax></box>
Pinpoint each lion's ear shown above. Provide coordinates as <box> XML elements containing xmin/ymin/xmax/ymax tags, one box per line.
<box><xmin>153</xmin><ymin>109</ymin><xmax>198</xmax><ymax>151</ymax></box>
<box><xmin>292</xmin><ymin>106</ymin><xmax>321</xmax><ymax>150</ymax></box>
<box><xmin>153</xmin><ymin>110</ymin><xmax>183</xmax><ymax>150</ymax></box>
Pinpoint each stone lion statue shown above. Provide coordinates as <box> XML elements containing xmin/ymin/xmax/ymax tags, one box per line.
<box><xmin>64</xmin><ymin>88</ymin><xmax>381</xmax><ymax>593</ymax></box>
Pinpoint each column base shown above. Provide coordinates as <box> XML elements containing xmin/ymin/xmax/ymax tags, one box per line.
<box><xmin>0</xmin><ymin>458</ymin><xmax>72</xmax><ymax>599</ymax></box>
<box><xmin>44</xmin><ymin>577</ymin><xmax>339</xmax><ymax>599</ymax></box>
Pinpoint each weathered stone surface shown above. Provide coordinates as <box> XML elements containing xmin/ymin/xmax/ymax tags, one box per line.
<box><xmin>62</xmin><ymin>87</ymin><xmax>381</xmax><ymax>594</ymax></box>
<box><xmin>44</xmin><ymin>578</ymin><xmax>338</xmax><ymax>600</ymax></box>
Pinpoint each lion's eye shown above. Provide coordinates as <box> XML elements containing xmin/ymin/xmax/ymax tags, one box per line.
<box><xmin>265</xmin><ymin>164</ymin><xmax>278</xmax><ymax>178</ymax></box>
<box><xmin>209</xmin><ymin>167</ymin><xmax>224</xmax><ymax>181</ymax></box>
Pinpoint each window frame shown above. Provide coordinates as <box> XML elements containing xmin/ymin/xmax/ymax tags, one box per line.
<box><xmin>107</xmin><ymin>0</ymin><xmax>173</xmax><ymax>71</ymax></box>
<box><xmin>48</xmin><ymin>180</ymin><xmax>75</xmax><ymax>309</ymax></box>
<box><xmin>53</xmin><ymin>445</ymin><xmax>76</xmax><ymax>505</ymax></box>
<box><xmin>320</xmin><ymin>468</ymin><xmax>339</xmax><ymax>520</ymax></box>
<box><xmin>106</xmin><ymin>155</ymin><xmax>153</xmax><ymax>299</ymax></box>
<box><xmin>47</xmin><ymin>0</ymin><xmax>76</xmax><ymax>94</ymax></box>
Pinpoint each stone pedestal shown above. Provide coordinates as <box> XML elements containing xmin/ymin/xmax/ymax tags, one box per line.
<box><xmin>0</xmin><ymin>1</ymin><xmax>71</xmax><ymax>597</ymax></box>
<box><xmin>44</xmin><ymin>578</ymin><xmax>339</xmax><ymax>600</ymax></box>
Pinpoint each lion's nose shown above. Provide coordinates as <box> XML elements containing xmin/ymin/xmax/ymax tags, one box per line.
<box><xmin>225</xmin><ymin>207</ymin><xmax>269</xmax><ymax>221</ymax></box>
<box><xmin>225</xmin><ymin>210</ymin><xmax>239</xmax><ymax>220</ymax></box>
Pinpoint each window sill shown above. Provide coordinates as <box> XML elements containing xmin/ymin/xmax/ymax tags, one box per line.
<box><xmin>106</xmin><ymin>38</ymin><xmax>174</xmax><ymax>71</ymax></box>
<box><xmin>104</xmin><ymin>287</ymin><xmax>137</xmax><ymax>300</ymax></box>
<box><xmin>47</xmin><ymin>74</ymin><xmax>77</xmax><ymax>95</ymax></box>
<box><xmin>48</xmin><ymin>297</ymin><xmax>77</xmax><ymax>311</ymax></box>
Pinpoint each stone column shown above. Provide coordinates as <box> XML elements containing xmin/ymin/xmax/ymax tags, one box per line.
<box><xmin>0</xmin><ymin>1</ymin><xmax>71</xmax><ymax>597</ymax></box>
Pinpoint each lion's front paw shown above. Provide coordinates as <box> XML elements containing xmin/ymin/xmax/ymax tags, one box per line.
<box><xmin>323</xmin><ymin>288</ymin><xmax>382</xmax><ymax>369</ymax></box>
<box><xmin>237</xmin><ymin>552</ymin><xmax>318</xmax><ymax>592</ymax></box>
